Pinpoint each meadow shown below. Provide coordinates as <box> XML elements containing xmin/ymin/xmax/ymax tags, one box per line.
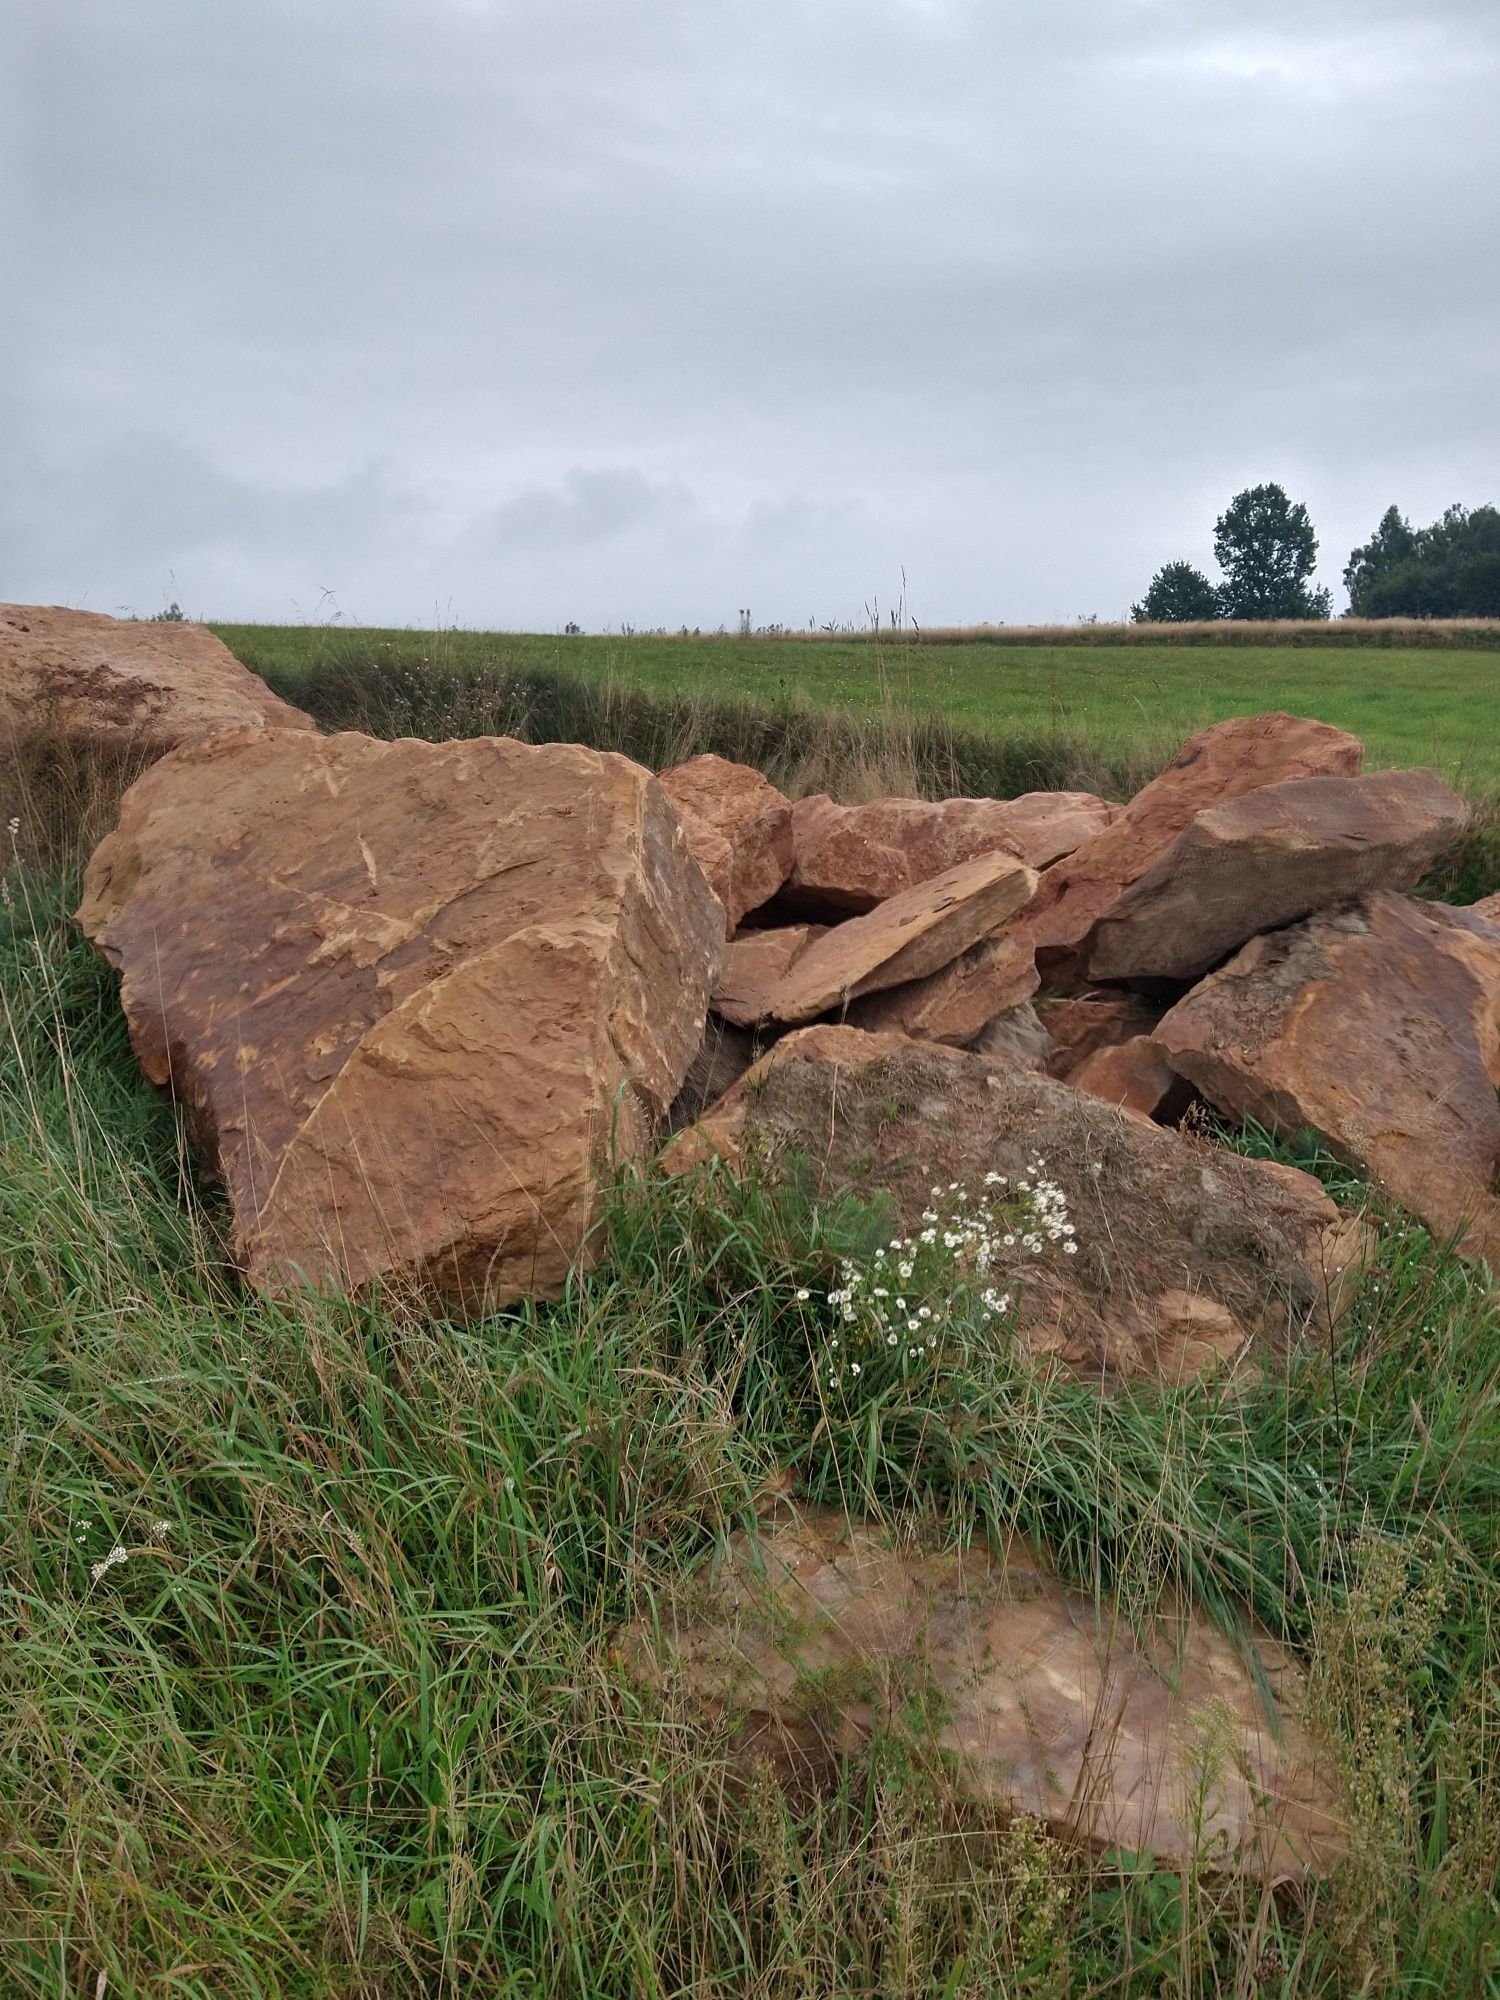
<box><xmin>219</xmin><ymin>622</ymin><xmax>1500</xmax><ymax>791</ymax></box>
<box><xmin>4</xmin><ymin>629</ymin><xmax>1499</xmax><ymax>1995</ymax></box>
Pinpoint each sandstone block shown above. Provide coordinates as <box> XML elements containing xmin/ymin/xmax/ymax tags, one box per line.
<box><xmin>710</xmin><ymin>924</ymin><xmax>825</xmax><ymax>1027</ymax></box>
<box><xmin>1087</xmin><ymin>768</ymin><xmax>1468</xmax><ymax>983</ymax></box>
<box><xmin>79</xmin><ymin>729</ymin><xmax>723</xmax><ymax>1308</ymax></box>
<box><xmin>668</xmin><ymin>1026</ymin><xmax>1367</xmax><ymax>1380</ymax></box>
<box><xmin>625</xmin><ymin>1511</ymin><xmax>1344</xmax><ymax>1882</ymax></box>
<box><xmin>846</xmin><ymin>932</ymin><xmax>1038</xmax><ymax>1043</ymax></box>
<box><xmin>657</xmin><ymin>754</ymin><xmax>794</xmax><ymax>929</ymax></box>
<box><xmin>1005</xmin><ymin>713</ymin><xmax>1364</xmax><ymax>986</ymax></box>
<box><xmin>1156</xmin><ymin>892</ymin><xmax>1500</xmax><ymax>1264</ymax></box>
<box><xmin>758</xmin><ymin>851</ymin><xmax>1037</xmax><ymax>1025</ymax></box>
<box><xmin>783</xmin><ymin>789</ymin><xmax>1115</xmax><ymax>914</ymax></box>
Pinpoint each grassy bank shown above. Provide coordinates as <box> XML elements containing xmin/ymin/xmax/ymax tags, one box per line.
<box><xmin>221</xmin><ymin>623</ymin><xmax>1500</xmax><ymax>790</ymax></box>
<box><xmin>4</xmin><ymin>846</ymin><xmax>1500</xmax><ymax>1992</ymax></box>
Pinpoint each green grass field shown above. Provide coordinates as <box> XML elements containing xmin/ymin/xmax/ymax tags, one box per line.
<box><xmin>5</xmin><ymin>632</ymin><xmax>1500</xmax><ymax>1992</ymax></box>
<box><xmin>4</xmin><ymin>859</ymin><xmax>1500</xmax><ymax>1996</ymax></box>
<box><xmin>219</xmin><ymin>624</ymin><xmax>1500</xmax><ymax>790</ymax></box>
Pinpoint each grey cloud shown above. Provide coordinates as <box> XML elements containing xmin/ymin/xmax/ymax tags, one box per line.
<box><xmin>7</xmin><ymin>0</ymin><xmax>1498</xmax><ymax>627</ymax></box>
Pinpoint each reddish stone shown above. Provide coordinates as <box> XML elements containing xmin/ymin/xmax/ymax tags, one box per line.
<box><xmin>783</xmin><ymin>789</ymin><xmax>1115</xmax><ymax>914</ymax></box>
<box><xmin>1156</xmin><ymin>892</ymin><xmax>1500</xmax><ymax>1263</ymax></box>
<box><xmin>657</xmin><ymin>753</ymin><xmax>794</xmax><ymax>929</ymax></box>
<box><xmin>846</xmin><ymin>932</ymin><xmax>1038</xmax><ymax>1044</ymax></box>
<box><xmin>1069</xmin><ymin>1035</ymin><xmax>1194</xmax><ymax>1122</ymax></box>
<box><xmin>1004</xmin><ymin>713</ymin><xmax>1364</xmax><ymax>986</ymax></box>
<box><xmin>1038</xmin><ymin>993</ymin><xmax>1164</xmax><ymax>1079</ymax></box>
<box><xmin>711</xmin><ymin>925</ymin><xmax>825</xmax><ymax>1027</ymax></box>
<box><xmin>79</xmin><ymin>730</ymin><xmax>723</xmax><ymax>1309</ymax></box>
<box><xmin>1086</xmin><ymin>768</ymin><xmax>1468</xmax><ymax>983</ymax></box>
<box><xmin>626</xmin><ymin>1510</ymin><xmax>1345</xmax><ymax>1882</ymax></box>
<box><xmin>758</xmin><ymin>851</ymin><xmax>1037</xmax><ymax>1025</ymax></box>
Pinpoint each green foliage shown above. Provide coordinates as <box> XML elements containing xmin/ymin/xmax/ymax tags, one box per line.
<box><xmin>1345</xmin><ymin>501</ymin><xmax>1500</xmax><ymax>618</ymax></box>
<box><xmin>1130</xmin><ymin>560</ymin><xmax>1221</xmax><ymax>624</ymax></box>
<box><xmin>1213</xmin><ymin>481</ymin><xmax>1332</xmax><ymax>620</ymax></box>
<box><xmin>5</xmin><ymin>864</ymin><xmax>1500</xmax><ymax>1992</ymax></box>
<box><xmin>222</xmin><ymin>621</ymin><xmax>1500</xmax><ymax>788</ymax></box>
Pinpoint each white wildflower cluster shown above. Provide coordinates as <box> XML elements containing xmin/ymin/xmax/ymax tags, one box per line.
<box><xmin>817</xmin><ymin>1160</ymin><xmax>1077</xmax><ymax>1391</ymax></box>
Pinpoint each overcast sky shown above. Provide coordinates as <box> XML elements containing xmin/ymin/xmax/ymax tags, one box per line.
<box><xmin>5</xmin><ymin>0</ymin><xmax>1497</xmax><ymax>630</ymax></box>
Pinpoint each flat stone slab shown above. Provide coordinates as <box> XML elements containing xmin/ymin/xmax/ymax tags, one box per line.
<box><xmin>625</xmin><ymin>1510</ymin><xmax>1346</xmax><ymax>1883</ymax></box>
<box><xmin>758</xmin><ymin>850</ymin><xmax>1038</xmax><ymax>1025</ymax></box>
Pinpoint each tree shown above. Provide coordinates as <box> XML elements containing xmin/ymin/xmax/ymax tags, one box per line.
<box><xmin>1131</xmin><ymin>561</ymin><xmax>1221</xmax><ymax>623</ymax></box>
<box><xmin>1342</xmin><ymin>505</ymin><xmax>1416</xmax><ymax>615</ymax></box>
<box><xmin>1344</xmin><ymin>502</ymin><xmax>1500</xmax><ymax>617</ymax></box>
<box><xmin>1212</xmin><ymin>483</ymin><xmax>1331</xmax><ymax>620</ymax></box>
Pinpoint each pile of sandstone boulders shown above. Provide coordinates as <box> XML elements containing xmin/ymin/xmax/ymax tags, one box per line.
<box><xmin>27</xmin><ymin>602</ymin><xmax>1500</xmax><ymax>1880</ymax></box>
<box><xmin>9</xmin><ymin>605</ymin><xmax>1495</xmax><ymax>1366</ymax></box>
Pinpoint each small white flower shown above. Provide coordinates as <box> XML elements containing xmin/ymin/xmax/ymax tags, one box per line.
<box><xmin>795</xmin><ymin>1288</ymin><xmax>810</xmax><ymax>1301</ymax></box>
<box><xmin>90</xmin><ymin>1545</ymin><xmax>128</xmax><ymax>1584</ymax></box>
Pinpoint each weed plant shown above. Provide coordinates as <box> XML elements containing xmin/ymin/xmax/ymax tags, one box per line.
<box><xmin>3</xmin><ymin>853</ymin><xmax>1499</xmax><ymax>1995</ymax></box>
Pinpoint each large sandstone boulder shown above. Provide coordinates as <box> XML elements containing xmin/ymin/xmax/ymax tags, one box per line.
<box><xmin>757</xmin><ymin>851</ymin><xmax>1038</xmax><ymax>1025</ymax></box>
<box><xmin>656</xmin><ymin>754</ymin><xmax>794</xmax><ymax>929</ymax></box>
<box><xmin>1156</xmin><ymin>892</ymin><xmax>1500</xmax><ymax>1264</ymax></box>
<box><xmin>1</xmin><ymin>603</ymin><xmax>313</xmax><ymax>858</ymax></box>
<box><xmin>667</xmin><ymin>1026</ymin><xmax>1368</xmax><ymax>1380</ymax></box>
<box><xmin>78</xmin><ymin>730</ymin><xmax>723</xmax><ymax>1308</ymax></box>
<box><xmin>1086</xmin><ymin>769</ymin><xmax>1469</xmax><ymax>983</ymax></box>
<box><xmin>782</xmin><ymin>790</ymin><xmax>1115</xmax><ymax>915</ymax></box>
<box><xmin>625</xmin><ymin>1510</ymin><xmax>1345</xmax><ymax>1883</ymax></box>
<box><xmin>1004</xmin><ymin>713</ymin><xmax>1363</xmax><ymax>986</ymax></box>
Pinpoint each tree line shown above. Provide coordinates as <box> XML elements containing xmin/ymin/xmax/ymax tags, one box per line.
<box><xmin>1134</xmin><ymin>485</ymin><xmax>1500</xmax><ymax>622</ymax></box>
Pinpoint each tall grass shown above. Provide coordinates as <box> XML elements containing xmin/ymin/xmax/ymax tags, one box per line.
<box><xmin>248</xmin><ymin>633</ymin><xmax>1200</xmax><ymax>805</ymax></box>
<box><xmin>4</xmin><ymin>854</ymin><xmax>1500</xmax><ymax>1995</ymax></box>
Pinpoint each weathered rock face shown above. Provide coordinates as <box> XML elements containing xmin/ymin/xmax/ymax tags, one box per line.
<box><xmin>0</xmin><ymin>602</ymin><xmax>311</xmax><ymax>760</ymax></box>
<box><xmin>1087</xmin><ymin>769</ymin><xmax>1469</xmax><ymax>983</ymax></box>
<box><xmin>1039</xmin><ymin>992</ymin><xmax>1165</xmax><ymax>1079</ymax></box>
<box><xmin>783</xmin><ymin>790</ymin><xmax>1115</xmax><ymax>915</ymax></box>
<box><xmin>78</xmin><ymin>729</ymin><xmax>724</xmax><ymax>1308</ymax></box>
<box><xmin>710</xmin><ymin>925</ymin><xmax>825</xmax><ymax>1028</ymax></box>
<box><xmin>1004</xmin><ymin>713</ymin><xmax>1364</xmax><ymax>986</ymax></box>
<box><xmin>757</xmin><ymin>851</ymin><xmax>1038</xmax><ymax>1025</ymax></box>
<box><xmin>1156</xmin><ymin>892</ymin><xmax>1500</xmax><ymax>1264</ymax></box>
<box><xmin>656</xmin><ymin>754</ymin><xmax>794</xmax><ymax>930</ymax></box>
<box><xmin>845</xmin><ymin>932</ymin><xmax>1038</xmax><ymax>1044</ymax></box>
<box><xmin>667</xmin><ymin>1026</ymin><xmax>1368</xmax><ymax>1379</ymax></box>
<box><xmin>1069</xmin><ymin>1035</ymin><xmax>1194</xmax><ymax>1123</ymax></box>
<box><xmin>1</xmin><ymin>603</ymin><xmax>314</xmax><ymax>860</ymax></box>
<box><xmin>626</xmin><ymin>1510</ymin><xmax>1345</xmax><ymax>1882</ymax></box>
<box><xmin>1471</xmin><ymin>892</ymin><xmax>1500</xmax><ymax>929</ymax></box>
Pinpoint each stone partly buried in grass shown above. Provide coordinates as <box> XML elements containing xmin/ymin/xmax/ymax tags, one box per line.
<box><xmin>622</xmin><ymin>1508</ymin><xmax>1346</xmax><ymax>1885</ymax></box>
<box><xmin>666</xmin><ymin>1025</ymin><xmax>1369</xmax><ymax>1383</ymax></box>
<box><xmin>78</xmin><ymin>728</ymin><xmax>723</xmax><ymax>1309</ymax></box>
<box><xmin>1156</xmin><ymin>891</ymin><xmax>1500</xmax><ymax>1265</ymax></box>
